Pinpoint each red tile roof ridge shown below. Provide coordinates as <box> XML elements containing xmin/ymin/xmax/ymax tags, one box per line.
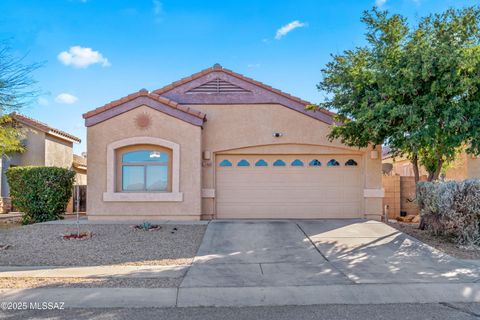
<box><xmin>83</xmin><ymin>89</ymin><xmax>206</xmax><ymax>120</ymax></box>
<box><xmin>10</xmin><ymin>112</ymin><xmax>81</xmax><ymax>143</ymax></box>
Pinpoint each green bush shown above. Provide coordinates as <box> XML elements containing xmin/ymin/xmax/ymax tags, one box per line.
<box><xmin>417</xmin><ymin>179</ymin><xmax>480</xmax><ymax>246</ymax></box>
<box><xmin>6</xmin><ymin>166</ymin><xmax>76</xmax><ymax>224</ymax></box>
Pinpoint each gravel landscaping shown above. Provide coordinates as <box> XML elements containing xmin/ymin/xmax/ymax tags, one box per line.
<box><xmin>0</xmin><ymin>277</ymin><xmax>181</xmax><ymax>288</ymax></box>
<box><xmin>0</xmin><ymin>224</ymin><xmax>206</xmax><ymax>266</ymax></box>
<box><xmin>389</xmin><ymin>222</ymin><xmax>480</xmax><ymax>260</ymax></box>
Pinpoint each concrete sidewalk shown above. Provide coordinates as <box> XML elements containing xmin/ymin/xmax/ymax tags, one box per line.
<box><xmin>0</xmin><ymin>265</ymin><xmax>188</xmax><ymax>278</ymax></box>
<box><xmin>1</xmin><ymin>282</ymin><xmax>480</xmax><ymax>308</ymax></box>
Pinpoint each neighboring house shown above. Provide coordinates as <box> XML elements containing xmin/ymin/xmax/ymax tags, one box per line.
<box><xmin>382</xmin><ymin>148</ymin><xmax>480</xmax><ymax>180</ymax></box>
<box><xmin>82</xmin><ymin>64</ymin><xmax>384</xmax><ymax>221</ymax></box>
<box><xmin>0</xmin><ymin>113</ymin><xmax>83</xmax><ymax>213</ymax></box>
<box><xmin>72</xmin><ymin>154</ymin><xmax>87</xmax><ymax>185</ymax></box>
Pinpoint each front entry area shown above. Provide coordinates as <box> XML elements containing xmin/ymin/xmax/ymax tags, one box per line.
<box><xmin>215</xmin><ymin>154</ymin><xmax>363</xmax><ymax>219</ymax></box>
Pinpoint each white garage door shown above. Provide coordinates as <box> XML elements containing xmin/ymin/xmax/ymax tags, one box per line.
<box><xmin>216</xmin><ymin>154</ymin><xmax>363</xmax><ymax>219</ymax></box>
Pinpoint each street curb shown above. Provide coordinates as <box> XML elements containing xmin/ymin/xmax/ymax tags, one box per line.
<box><xmin>177</xmin><ymin>283</ymin><xmax>480</xmax><ymax>307</ymax></box>
<box><xmin>1</xmin><ymin>283</ymin><xmax>480</xmax><ymax>308</ymax></box>
<box><xmin>0</xmin><ymin>288</ymin><xmax>177</xmax><ymax>308</ymax></box>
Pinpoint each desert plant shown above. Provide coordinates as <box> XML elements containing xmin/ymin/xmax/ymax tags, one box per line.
<box><xmin>6</xmin><ymin>166</ymin><xmax>76</xmax><ymax>224</ymax></box>
<box><xmin>132</xmin><ymin>221</ymin><xmax>161</xmax><ymax>231</ymax></box>
<box><xmin>417</xmin><ymin>179</ymin><xmax>480</xmax><ymax>245</ymax></box>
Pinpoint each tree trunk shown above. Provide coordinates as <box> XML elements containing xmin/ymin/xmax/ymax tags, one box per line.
<box><xmin>411</xmin><ymin>154</ymin><xmax>427</xmax><ymax>230</ymax></box>
<box><xmin>427</xmin><ymin>159</ymin><xmax>443</xmax><ymax>182</ymax></box>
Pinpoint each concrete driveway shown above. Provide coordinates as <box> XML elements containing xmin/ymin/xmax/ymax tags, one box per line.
<box><xmin>181</xmin><ymin>219</ymin><xmax>480</xmax><ymax>288</ymax></box>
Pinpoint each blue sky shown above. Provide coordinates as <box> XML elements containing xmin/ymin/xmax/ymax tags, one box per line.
<box><xmin>0</xmin><ymin>0</ymin><xmax>478</xmax><ymax>153</ymax></box>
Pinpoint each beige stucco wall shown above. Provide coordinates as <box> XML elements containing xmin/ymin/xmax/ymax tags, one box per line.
<box><xmin>190</xmin><ymin>104</ymin><xmax>383</xmax><ymax>220</ymax></box>
<box><xmin>74</xmin><ymin>168</ymin><xmax>87</xmax><ymax>185</ymax></box>
<box><xmin>16</xmin><ymin>129</ymin><xmax>46</xmax><ymax>166</ymax></box>
<box><xmin>86</xmin><ymin>105</ymin><xmax>202</xmax><ymax>220</ymax></box>
<box><xmin>44</xmin><ymin>134</ymin><xmax>74</xmax><ymax>168</ymax></box>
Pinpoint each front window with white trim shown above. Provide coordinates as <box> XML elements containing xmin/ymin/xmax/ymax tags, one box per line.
<box><xmin>104</xmin><ymin>137</ymin><xmax>182</xmax><ymax>202</ymax></box>
<box><xmin>116</xmin><ymin>146</ymin><xmax>172</xmax><ymax>192</ymax></box>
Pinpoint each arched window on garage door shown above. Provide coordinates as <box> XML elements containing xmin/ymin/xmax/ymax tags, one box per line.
<box><xmin>327</xmin><ymin>159</ymin><xmax>340</xmax><ymax>167</ymax></box>
<box><xmin>219</xmin><ymin>159</ymin><xmax>232</xmax><ymax>167</ymax></box>
<box><xmin>273</xmin><ymin>159</ymin><xmax>286</xmax><ymax>166</ymax></box>
<box><xmin>291</xmin><ymin>159</ymin><xmax>304</xmax><ymax>166</ymax></box>
<box><xmin>237</xmin><ymin>159</ymin><xmax>251</xmax><ymax>167</ymax></box>
<box><xmin>345</xmin><ymin>159</ymin><xmax>358</xmax><ymax>166</ymax></box>
<box><xmin>309</xmin><ymin>159</ymin><xmax>322</xmax><ymax>167</ymax></box>
<box><xmin>255</xmin><ymin>159</ymin><xmax>268</xmax><ymax>166</ymax></box>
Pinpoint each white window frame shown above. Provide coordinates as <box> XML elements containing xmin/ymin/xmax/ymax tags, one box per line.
<box><xmin>103</xmin><ymin>137</ymin><xmax>183</xmax><ymax>202</ymax></box>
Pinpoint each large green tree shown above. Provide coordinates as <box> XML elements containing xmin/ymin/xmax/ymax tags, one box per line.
<box><xmin>0</xmin><ymin>41</ymin><xmax>41</xmax><ymax>156</ymax></box>
<box><xmin>313</xmin><ymin>6</ymin><xmax>480</xmax><ymax>183</ymax></box>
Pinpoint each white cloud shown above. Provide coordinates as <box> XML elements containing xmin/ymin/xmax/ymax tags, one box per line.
<box><xmin>37</xmin><ymin>97</ymin><xmax>49</xmax><ymax>106</ymax></box>
<box><xmin>375</xmin><ymin>0</ymin><xmax>387</xmax><ymax>7</ymax></box>
<box><xmin>55</xmin><ymin>93</ymin><xmax>78</xmax><ymax>104</ymax></box>
<box><xmin>275</xmin><ymin>20</ymin><xmax>307</xmax><ymax>40</ymax></box>
<box><xmin>58</xmin><ymin>46</ymin><xmax>110</xmax><ymax>68</ymax></box>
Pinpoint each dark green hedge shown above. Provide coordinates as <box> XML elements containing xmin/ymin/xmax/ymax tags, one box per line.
<box><xmin>6</xmin><ymin>166</ymin><xmax>76</xmax><ymax>224</ymax></box>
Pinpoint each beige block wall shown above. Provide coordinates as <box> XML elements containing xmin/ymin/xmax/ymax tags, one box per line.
<box><xmin>382</xmin><ymin>175</ymin><xmax>422</xmax><ymax>218</ymax></box>
<box><xmin>190</xmin><ymin>104</ymin><xmax>383</xmax><ymax>219</ymax></box>
<box><xmin>382</xmin><ymin>175</ymin><xmax>401</xmax><ymax>219</ymax></box>
<box><xmin>400</xmin><ymin>176</ymin><xmax>419</xmax><ymax>216</ymax></box>
<box><xmin>86</xmin><ymin>105</ymin><xmax>202</xmax><ymax>220</ymax></box>
<box><xmin>466</xmin><ymin>156</ymin><xmax>480</xmax><ymax>178</ymax></box>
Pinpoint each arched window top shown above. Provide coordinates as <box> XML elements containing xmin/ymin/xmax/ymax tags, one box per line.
<box><xmin>237</xmin><ymin>159</ymin><xmax>250</xmax><ymax>167</ymax></box>
<box><xmin>219</xmin><ymin>159</ymin><xmax>232</xmax><ymax>167</ymax></box>
<box><xmin>119</xmin><ymin>148</ymin><xmax>171</xmax><ymax>192</ymax></box>
<box><xmin>273</xmin><ymin>159</ymin><xmax>286</xmax><ymax>167</ymax></box>
<box><xmin>309</xmin><ymin>159</ymin><xmax>322</xmax><ymax>167</ymax></box>
<box><xmin>291</xmin><ymin>159</ymin><xmax>304</xmax><ymax>167</ymax></box>
<box><xmin>255</xmin><ymin>159</ymin><xmax>268</xmax><ymax>166</ymax></box>
<box><xmin>327</xmin><ymin>159</ymin><xmax>340</xmax><ymax>167</ymax></box>
<box><xmin>122</xmin><ymin>150</ymin><xmax>169</xmax><ymax>163</ymax></box>
<box><xmin>345</xmin><ymin>159</ymin><xmax>358</xmax><ymax>166</ymax></box>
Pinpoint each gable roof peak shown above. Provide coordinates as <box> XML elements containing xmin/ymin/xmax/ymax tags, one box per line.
<box><xmin>213</xmin><ymin>63</ymin><xmax>222</xmax><ymax>69</ymax></box>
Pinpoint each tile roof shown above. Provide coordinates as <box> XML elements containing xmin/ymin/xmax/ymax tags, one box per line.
<box><xmin>82</xmin><ymin>89</ymin><xmax>206</xmax><ymax>120</ymax></box>
<box><xmin>153</xmin><ymin>63</ymin><xmax>336</xmax><ymax>118</ymax></box>
<box><xmin>11</xmin><ymin>113</ymin><xmax>81</xmax><ymax>143</ymax></box>
<box><xmin>73</xmin><ymin>154</ymin><xmax>87</xmax><ymax>169</ymax></box>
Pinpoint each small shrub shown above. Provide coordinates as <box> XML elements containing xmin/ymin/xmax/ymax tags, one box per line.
<box><xmin>6</xmin><ymin>166</ymin><xmax>76</xmax><ymax>224</ymax></box>
<box><xmin>417</xmin><ymin>179</ymin><xmax>480</xmax><ymax>246</ymax></box>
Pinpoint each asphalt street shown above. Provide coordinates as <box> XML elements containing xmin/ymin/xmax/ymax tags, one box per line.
<box><xmin>1</xmin><ymin>303</ymin><xmax>479</xmax><ymax>320</ymax></box>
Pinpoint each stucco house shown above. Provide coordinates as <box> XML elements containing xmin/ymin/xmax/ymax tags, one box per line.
<box><xmin>83</xmin><ymin>64</ymin><xmax>384</xmax><ymax>221</ymax></box>
<box><xmin>382</xmin><ymin>148</ymin><xmax>480</xmax><ymax>180</ymax></box>
<box><xmin>0</xmin><ymin>113</ymin><xmax>84</xmax><ymax>213</ymax></box>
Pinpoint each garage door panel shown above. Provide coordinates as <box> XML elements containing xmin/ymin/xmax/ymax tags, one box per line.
<box><xmin>217</xmin><ymin>204</ymin><xmax>361</xmax><ymax>219</ymax></box>
<box><xmin>217</xmin><ymin>187</ymin><xmax>361</xmax><ymax>203</ymax></box>
<box><xmin>216</xmin><ymin>154</ymin><xmax>363</xmax><ymax>219</ymax></box>
<box><xmin>218</xmin><ymin>171</ymin><xmax>362</xmax><ymax>187</ymax></box>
